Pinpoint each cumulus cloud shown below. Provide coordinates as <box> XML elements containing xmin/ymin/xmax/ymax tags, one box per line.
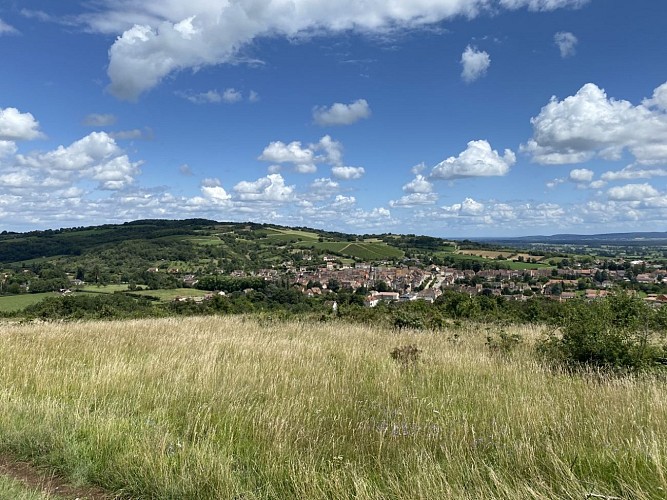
<box><xmin>313</xmin><ymin>99</ymin><xmax>371</xmax><ymax>126</ymax></box>
<box><xmin>310</xmin><ymin>177</ymin><xmax>339</xmax><ymax>191</ymax></box>
<box><xmin>451</xmin><ymin>197</ymin><xmax>485</xmax><ymax>215</ymax></box>
<box><xmin>522</xmin><ymin>81</ymin><xmax>667</xmax><ymax>165</ymax></box>
<box><xmin>83</xmin><ymin>113</ymin><xmax>117</xmax><ymax>127</ymax></box>
<box><xmin>0</xmin><ymin>107</ymin><xmax>43</xmax><ymax>141</ymax></box>
<box><xmin>257</xmin><ymin>135</ymin><xmax>360</xmax><ymax>175</ymax></box>
<box><xmin>15</xmin><ymin>132</ymin><xmax>142</xmax><ymax>190</ymax></box>
<box><xmin>403</xmin><ymin>174</ymin><xmax>433</xmax><ymax>193</ymax></box>
<box><xmin>201</xmin><ymin>178</ymin><xmax>232</xmax><ymax>203</ymax></box>
<box><xmin>0</xmin><ymin>141</ymin><xmax>18</xmax><ymax>158</ymax></box>
<box><xmin>390</xmin><ymin>192</ymin><xmax>438</xmax><ymax>207</ymax></box>
<box><xmin>258</xmin><ymin>140</ymin><xmax>315</xmax><ymax>173</ymax></box>
<box><xmin>233</xmin><ymin>173</ymin><xmax>295</xmax><ymax>202</ymax></box>
<box><xmin>79</xmin><ymin>0</ymin><xmax>584</xmax><ymax>99</ymax></box>
<box><xmin>460</xmin><ymin>45</ymin><xmax>490</xmax><ymax>83</ymax></box>
<box><xmin>331</xmin><ymin>166</ymin><xmax>365</xmax><ymax>180</ymax></box>
<box><xmin>315</xmin><ymin>135</ymin><xmax>344</xmax><ymax>165</ymax></box>
<box><xmin>430</xmin><ymin>140</ymin><xmax>515</xmax><ymax>179</ymax></box>
<box><xmin>554</xmin><ymin>31</ymin><xmax>577</xmax><ymax>58</ymax></box>
<box><xmin>569</xmin><ymin>168</ymin><xmax>594</xmax><ymax>183</ymax></box>
<box><xmin>607</xmin><ymin>183</ymin><xmax>660</xmax><ymax>201</ymax></box>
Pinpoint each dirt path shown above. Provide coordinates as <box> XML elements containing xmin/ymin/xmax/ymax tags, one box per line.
<box><xmin>0</xmin><ymin>455</ymin><xmax>114</xmax><ymax>499</ymax></box>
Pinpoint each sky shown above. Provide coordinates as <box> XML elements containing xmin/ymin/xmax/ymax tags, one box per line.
<box><xmin>1</xmin><ymin>0</ymin><xmax>667</xmax><ymax>238</ymax></box>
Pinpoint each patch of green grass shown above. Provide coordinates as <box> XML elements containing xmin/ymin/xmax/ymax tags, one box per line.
<box><xmin>187</xmin><ymin>236</ymin><xmax>224</xmax><ymax>246</ymax></box>
<box><xmin>0</xmin><ymin>293</ymin><xmax>58</xmax><ymax>313</ymax></box>
<box><xmin>78</xmin><ymin>284</ymin><xmax>130</xmax><ymax>294</ymax></box>
<box><xmin>503</xmin><ymin>260</ymin><xmax>553</xmax><ymax>270</ymax></box>
<box><xmin>129</xmin><ymin>288</ymin><xmax>210</xmax><ymax>301</ymax></box>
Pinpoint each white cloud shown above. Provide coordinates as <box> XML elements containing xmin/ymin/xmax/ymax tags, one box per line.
<box><xmin>311</xmin><ymin>177</ymin><xmax>339</xmax><ymax>191</ymax></box>
<box><xmin>313</xmin><ymin>99</ymin><xmax>371</xmax><ymax>126</ymax></box>
<box><xmin>294</xmin><ymin>163</ymin><xmax>317</xmax><ymax>174</ymax></box>
<box><xmin>15</xmin><ymin>131</ymin><xmax>142</xmax><ymax>190</ymax></box>
<box><xmin>331</xmin><ymin>194</ymin><xmax>356</xmax><ymax>208</ymax></box>
<box><xmin>222</xmin><ymin>88</ymin><xmax>243</xmax><ymax>103</ymax></box>
<box><xmin>403</xmin><ymin>174</ymin><xmax>433</xmax><ymax>193</ymax></box>
<box><xmin>607</xmin><ymin>183</ymin><xmax>660</xmax><ymax>201</ymax></box>
<box><xmin>601</xmin><ymin>166</ymin><xmax>667</xmax><ymax>181</ymax></box>
<box><xmin>85</xmin><ymin>1</ymin><xmax>583</xmax><ymax>99</ymax></box>
<box><xmin>83</xmin><ymin>113</ymin><xmax>117</xmax><ymax>127</ymax></box>
<box><xmin>569</xmin><ymin>168</ymin><xmax>593</xmax><ymax>182</ymax></box>
<box><xmin>499</xmin><ymin>0</ymin><xmax>588</xmax><ymax>10</ymax></box>
<box><xmin>460</xmin><ymin>45</ymin><xmax>490</xmax><ymax>83</ymax></box>
<box><xmin>0</xmin><ymin>18</ymin><xmax>19</xmax><ymax>35</ymax></box>
<box><xmin>331</xmin><ymin>165</ymin><xmax>365</xmax><ymax>180</ymax></box>
<box><xmin>201</xmin><ymin>178</ymin><xmax>232</xmax><ymax>203</ymax></box>
<box><xmin>390</xmin><ymin>192</ymin><xmax>438</xmax><ymax>207</ymax></box>
<box><xmin>554</xmin><ymin>31</ymin><xmax>577</xmax><ymax>58</ymax></box>
<box><xmin>177</xmin><ymin>88</ymin><xmax>246</xmax><ymax>104</ymax></box>
<box><xmin>315</xmin><ymin>135</ymin><xmax>344</xmax><ymax>165</ymax></box>
<box><xmin>522</xmin><ymin>81</ymin><xmax>667</xmax><ymax>165</ymax></box>
<box><xmin>0</xmin><ymin>141</ymin><xmax>17</xmax><ymax>158</ymax></box>
<box><xmin>233</xmin><ymin>173</ymin><xmax>295</xmax><ymax>202</ymax></box>
<box><xmin>430</xmin><ymin>140</ymin><xmax>515</xmax><ymax>179</ymax></box>
<box><xmin>249</xmin><ymin>90</ymin><xmax>260</xmax><ymax>103</ymax></box>
<box><xmin>644</xmin><ymin>82</ymin><xmax>667</xmax><ymax>111</ymax></box>
<box><xmin>411</xmin><ymin>162</ymin><xmax>427</xmax><ymax>175</ymax></box>
<box><xmin>0</xmin><ymin>108</ymin><xmax>43</xmax><ymax>141</ymax></box>
<box><xmin>258</xmin><ymin>140</ymin><xmax>316</xmax><ymax>173</ymax></box>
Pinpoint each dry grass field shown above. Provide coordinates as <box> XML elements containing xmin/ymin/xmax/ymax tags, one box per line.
<box><xmin>0</xmin><ymin>316</ymin><xmax>666</xmax><ymax>499</ymax></box>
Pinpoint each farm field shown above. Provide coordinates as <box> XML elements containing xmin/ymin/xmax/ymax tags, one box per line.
<box><xmin>0</xmin><ymin>316</ymin><xmax>665</xmax><ymax>499</ymax></box>
<box><xmin>296</xmin><ymin>241</ymin><xmax>405</xmax><ymax>260</ymax></box>
<box><xmin>262</xmin><ymin>228</ymin><xmax>320</xmax><ymax>242</ymax></box>
<box><xmin>79</xmin><ymin>284</ymin><xmax>131</xmax><ymax>294</ymax></box>
<box><xmin>457</xmin><ymin>249</ymin><xmax>545</xmax><ymax>261</ymax></box>
<box><xmin>0</xmin><ymin>292</ymin><xmax>62</xmax><ymax>313</ymax></box>
<box><xmin>129</xmin><ymin>287</ymin><xmax>210</xmax><ymax>301</ymax></box>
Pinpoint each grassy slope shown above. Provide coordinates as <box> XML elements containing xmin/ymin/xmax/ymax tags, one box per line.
<box><xmin>1</xmin><ymin>317</ymin><xmax>666</xmax><ymax>499</ymax></box>
<box><xmin>296</xmin><ymin>241</ymin><xmax>405</xmax><ymax>260</ymax></box>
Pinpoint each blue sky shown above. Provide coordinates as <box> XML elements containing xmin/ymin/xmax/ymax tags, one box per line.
<box><xmin>1</xmin><ymin>0</ymin><xmax>667</xmax><ymax>237</ymax></box>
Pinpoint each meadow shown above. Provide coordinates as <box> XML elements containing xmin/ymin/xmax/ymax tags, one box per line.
<box><xmin>0</xmin><ymin>316</ymin><xmax>666</xmax><ymax>499</ymax></box>
<box><xmin>0</xmin><ymin>293</ymin><xmax>63</xmax><ymax>313</ymax></box>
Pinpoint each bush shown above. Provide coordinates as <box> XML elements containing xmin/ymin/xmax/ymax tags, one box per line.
<box><xmin>390</xmin><ymin>345</ymin><xmax>421</xmax><ymax>367</ymax></box>
<box><xmin>538</xmin><ymin>293</ymin><xmax>664</xmax><ymax>372</ymax></box>
<box><xmin>486</xmin><ymin>328</ymin><xmax>522</xmax><ymax>357</ymax></box>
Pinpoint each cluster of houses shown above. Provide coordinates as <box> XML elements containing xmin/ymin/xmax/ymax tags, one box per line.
<box><xmin>266</xmin><ymin>258</ymin><xmax>667</xmax><ymax>307</ymax></box>
<box><xmin>146</xmin><ymin>258</ymin><xmax>667</xmax><ymax>307</ymax></box>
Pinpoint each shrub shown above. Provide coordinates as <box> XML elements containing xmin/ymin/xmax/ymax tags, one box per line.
<box><xmin>390</xmin><ymin>345</ymin><xmax>421</xmax><ymax>367</ymax></box>
<box><xmin>486</xmin><ymin>328</ymin><xmax>522</xmax><ymax>357</ymax></box>
<box><xmin>538</xmin><ymin>293</ymin><xmax>664</xmax><ymax>372</ymax></box>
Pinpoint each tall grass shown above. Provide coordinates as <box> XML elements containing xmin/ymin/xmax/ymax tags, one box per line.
<box><xmin>0</xmin><ymin>475</ymin><xmax>55</xmax><ymax>499</ymax></box>
<box><xmin>0</xmin><ymin>316</ymin><xmax>666</xmax><ymax>499</ymax></box>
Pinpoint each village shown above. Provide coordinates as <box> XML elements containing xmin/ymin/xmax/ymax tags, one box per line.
<box><xmin>205</xmin><ymin>255</ymin><xmax>667</xmax><ymax>307</ymax></box>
